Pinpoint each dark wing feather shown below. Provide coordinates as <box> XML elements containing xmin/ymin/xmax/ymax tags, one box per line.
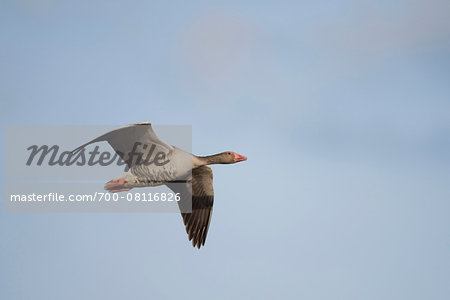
<box><xmin>167</xmin><ymin>166</ymin><xmax>214</xmax><ymax>249</ymax></box>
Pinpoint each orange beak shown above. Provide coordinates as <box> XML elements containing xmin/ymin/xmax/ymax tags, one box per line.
<box><xmin>234</xmin><ymin>153</ymin><xmax>247</xmax><ymax>162</ymax></box>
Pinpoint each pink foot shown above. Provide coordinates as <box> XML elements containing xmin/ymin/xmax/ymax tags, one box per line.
<box><xmin>104</xmin><ymin>179</ymin><xmax>131</xmax><ymax>193</ymax></box>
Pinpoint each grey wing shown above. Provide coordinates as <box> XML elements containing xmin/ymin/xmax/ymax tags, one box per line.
<box><xmin>72</xmin><ymin>122</ymin><xmax>173</xmax><ymax>168</ymax></box>
<box><xmin>167</xmin><ymin>166</ymin><xmax>214</xmax><ymax>249</ymax></box>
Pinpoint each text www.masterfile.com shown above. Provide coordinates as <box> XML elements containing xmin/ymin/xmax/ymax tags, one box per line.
<box><xmin>9</xmin><ymin>192</ymin><xmax>181</xmax><ymax>202</ymax></box>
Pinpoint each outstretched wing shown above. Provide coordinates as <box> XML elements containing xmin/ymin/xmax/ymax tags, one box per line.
<box><xmin>167</xmin><ymin>166</ymin><xmax>214</xmax><ymax>249</ymax></box>
<box><xmin>72</xmin><ymin>122</ymin><xmax>173</xmax><ymax>168</ymax></box>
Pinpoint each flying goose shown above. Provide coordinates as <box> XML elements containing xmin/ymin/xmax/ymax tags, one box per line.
<box><xmin>73</xmin><ymin>122</ymin><xmax>247</xmax><ymax>248</ymax></box>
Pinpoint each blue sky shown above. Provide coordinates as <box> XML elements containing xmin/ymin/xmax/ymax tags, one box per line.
<box><xmin>1</xmin><ymin>1</ymin><xmax>449</xmax><ymax>299</ymax></box>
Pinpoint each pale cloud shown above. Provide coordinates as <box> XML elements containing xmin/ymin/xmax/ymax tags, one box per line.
<box><xmin>315</xmin><ymin>0</ymin><xmax>450</xmax><ymax>61</ymax></box>
<box><xmin>171</xmin><ymin>9</ymin><xmax>256</xmax><ymax>102</ymax></box>
<box><xmin>10</xmin><ymin>0</ymin><xmax>57</xmax><ymax>15</ymax></box>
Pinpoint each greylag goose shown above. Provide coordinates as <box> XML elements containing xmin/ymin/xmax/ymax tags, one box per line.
<box><xmin>73</xmin><ymin>122</ymin><xmax>247</xmax><ymax>248</ymax></box>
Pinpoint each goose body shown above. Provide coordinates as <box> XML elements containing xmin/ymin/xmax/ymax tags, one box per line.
<box><xmin>73</xmin><ymin>122</ymin><xmax>247</xmax><ymax>248</ymax></box>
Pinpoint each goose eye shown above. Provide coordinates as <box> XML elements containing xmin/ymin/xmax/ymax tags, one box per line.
<box><xmin>227</xmin><ymin>152</ymin><xmax>231</xmax><ymax>155</ymax></box>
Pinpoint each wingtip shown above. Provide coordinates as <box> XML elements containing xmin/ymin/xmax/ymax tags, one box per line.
<box><xmin>190</xmin><ymin>237</ymin><xmax>203</xmax><ymax>249</ymax></box>
<box><xmin>70</xmin><ymin>146</ymin><xmax>84</xmax><ymax>154</ymax></box>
